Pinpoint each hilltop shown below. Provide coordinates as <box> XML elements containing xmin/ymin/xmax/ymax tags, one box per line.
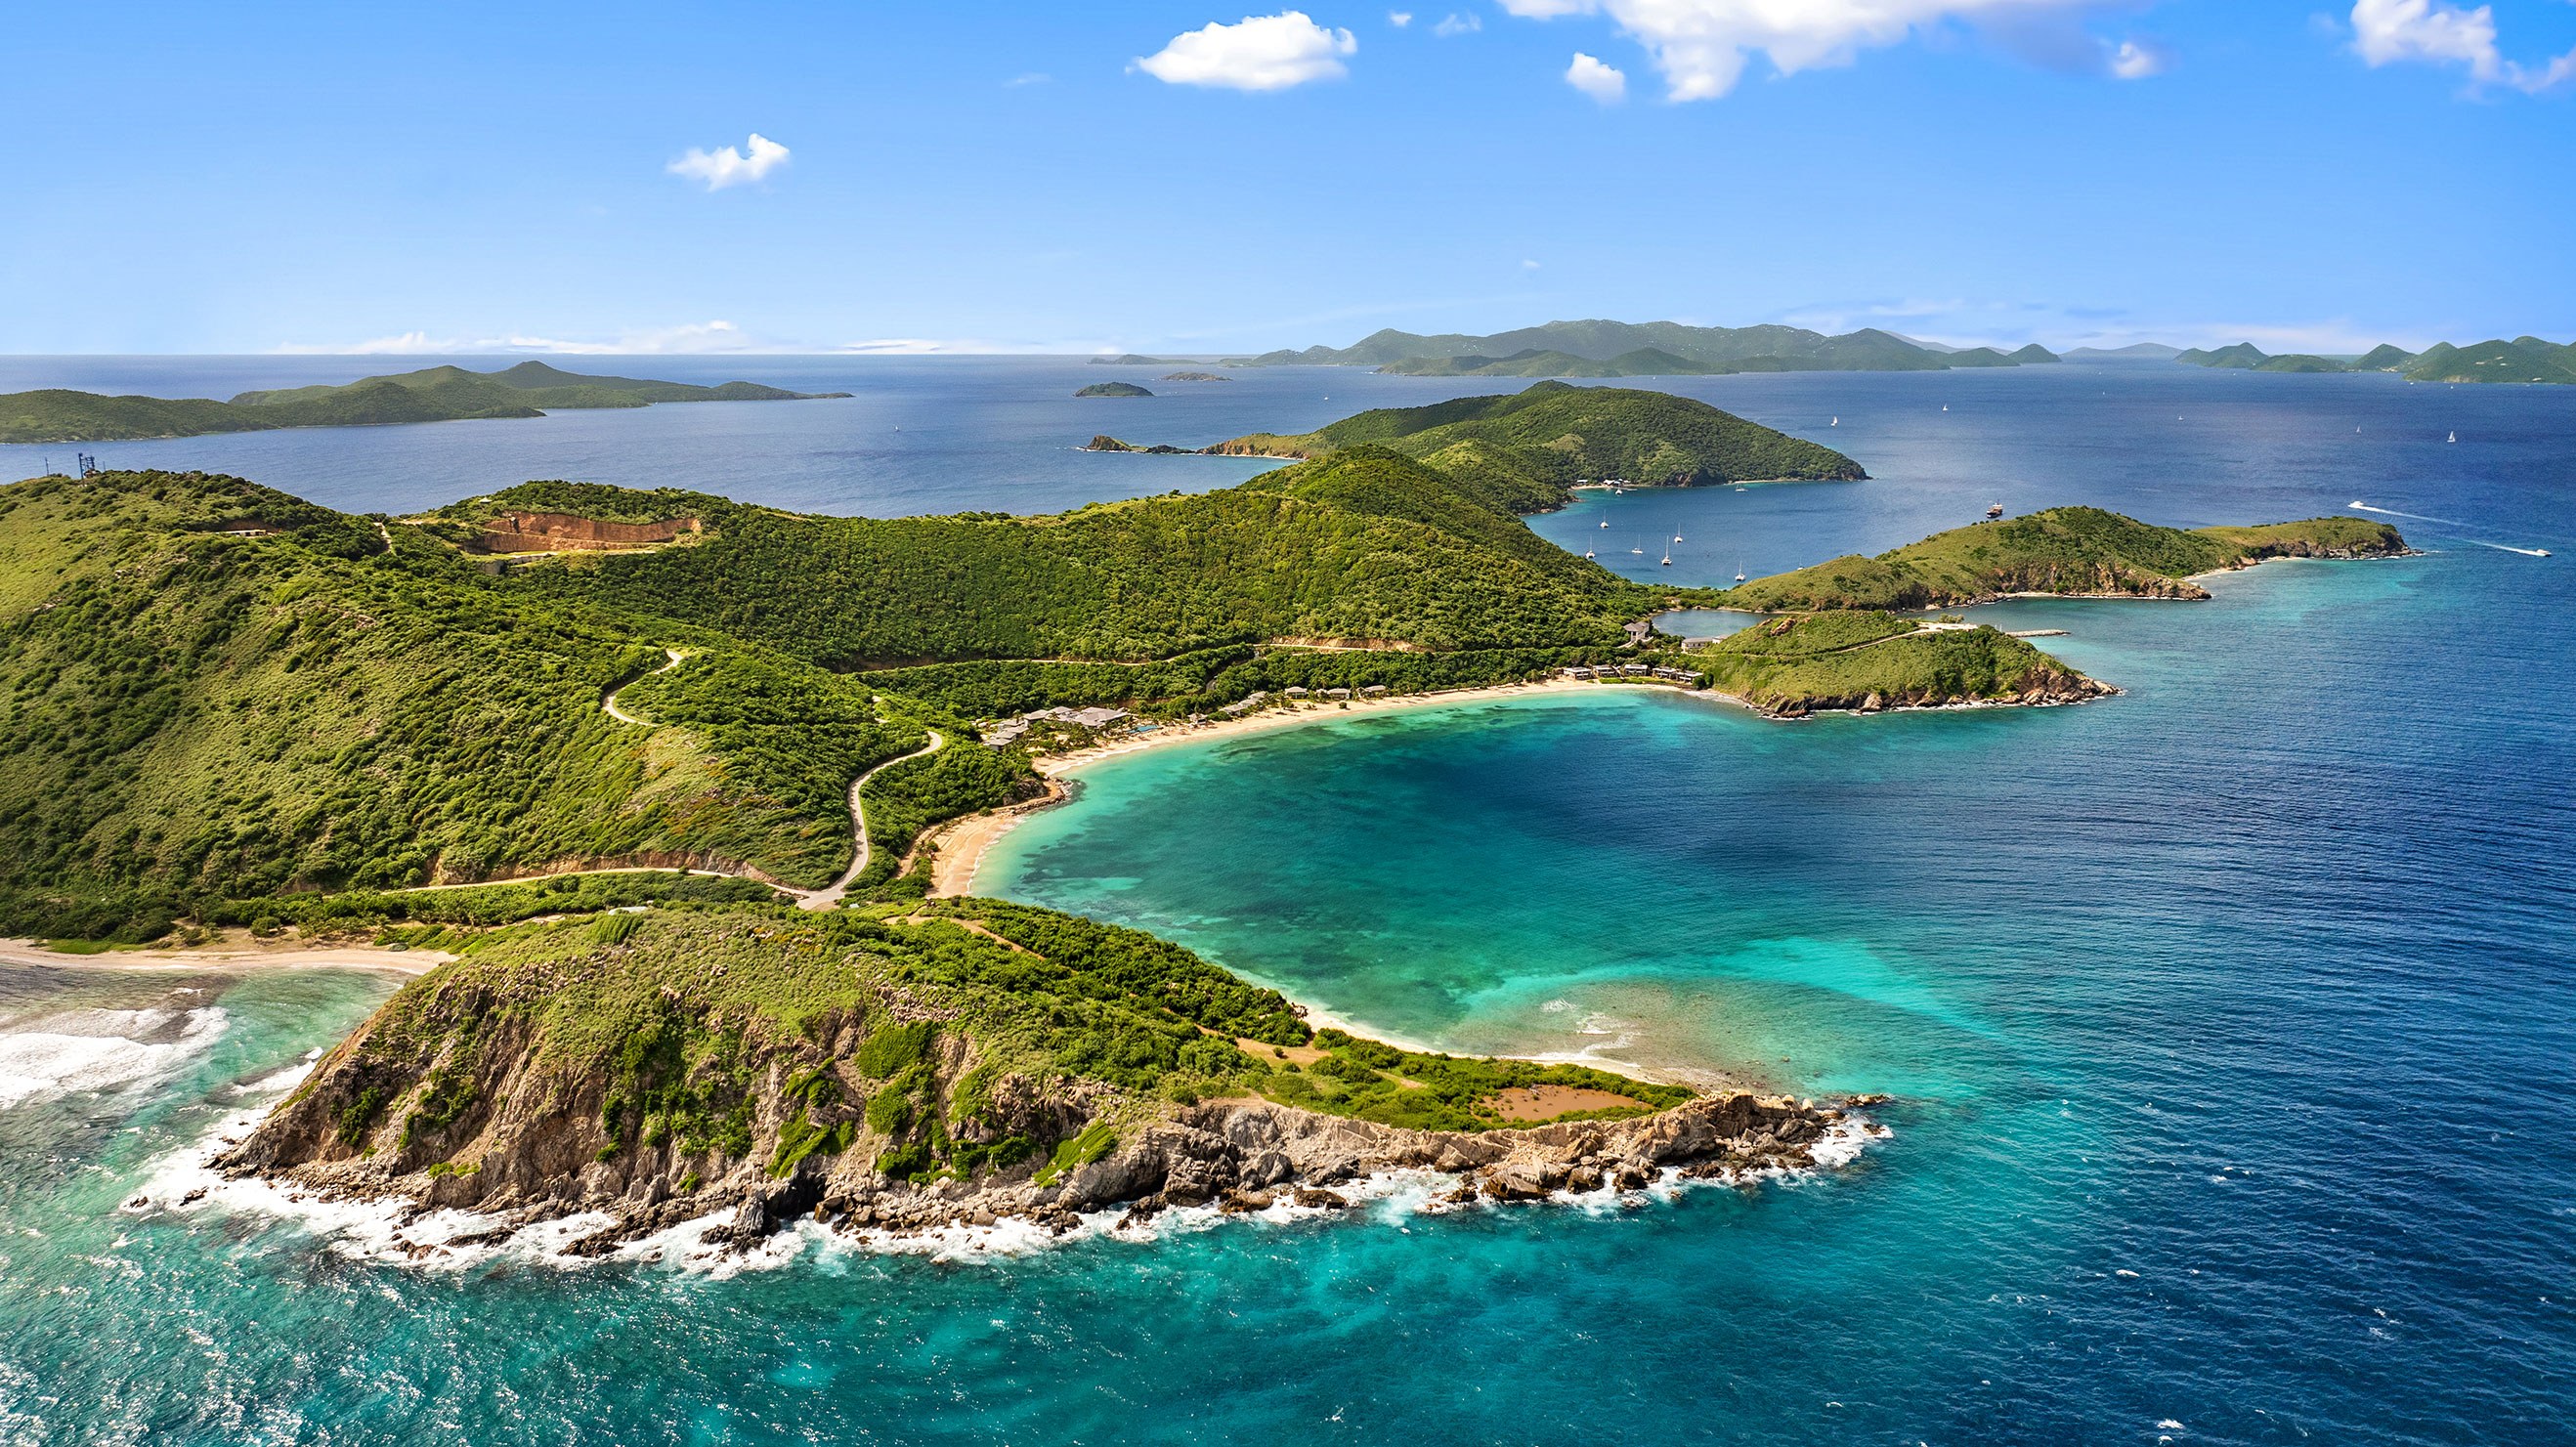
<box><xmin>1095</xmin><ymin>382</ymin><xmax>1864</xmax><ymax>513</ymax></box>
<box><xmin>2172</xmin><ymin>335</ymin><xmax>2576</xmax><ymax>385</ymax></box>
<box><xmin>1717</xmin><ymin>507</ymin><xmax>2409</xmax><ymax>612</ymax></box>
<box><xmin>1225</xmin><ymin>319</ymin><xmax>2059</xmax><ymax>374</ymax></box>
<box><xmin>0</xmin><ymin>361</ymin><xmax>849</xmax><ymax>445</ymax></box>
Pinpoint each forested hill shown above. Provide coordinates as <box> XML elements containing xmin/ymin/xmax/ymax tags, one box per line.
<box><xmin>0</xmin><ymin>361</ymin><xmax>849</xmax><ymax>445</ymax></box>
<box><xmin>0</xmin><ymin>469</ymin><xmax>932</xmax><ymax>919</ymax></box>
<box><xmin>514</xmin><ymin>446</ymin><xmax>1661</xmax><ymax>667</ymax></box>
<box><xmin>1718</xmin><ymin>507</ymin><xmax>2409</xmax><ymax>611</ymax></box>
<box><xmin>1101</xmin><ymin>383</ymin><xmax>1862</xmax><ymax>513</ymax></box>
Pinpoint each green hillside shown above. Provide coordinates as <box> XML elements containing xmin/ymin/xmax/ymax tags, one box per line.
<box><xmin>1073</xmin><ymin>381</ymin><xmax>1154</xmax><ymax>398</ymax></box>
<box><xmin>511</xmin><ymin>446</ymin><xmax>1659</xmax><ymax>665</ymax></box>
<box><xmin>1161</xmin><ymin>383</ymin><xmax>1862</xmax><ymax>512</ymax></box>
<box><xmin>0</xmin><ymin>471</ymin><xmax>928</xmax><ymax>936</ymax></box>
<box><xmin>1687</xmin><ymin>612</ymin><xmax>2101</xmax><ymax>715</ymax></box>
<box><xmin>2175</xmin><ymin>336</ymin><xmax>2575</xmax><ymax>385</ymax></box>
<box><xmin>0</xmin><ymin>362</ymin><xmax>847</xmax><ymax>444</ymax></box>
<box><xmin>2402</xmin><ymin>337</ymin><xmax>2576</xmax><ymax>385</ymax></box>
<box><xmin>2175</xmin><ymin>343</ymin><xmax>2274</xmax><ymax>369</ymax></box>
<box><xmin>1719</xmin><ymin>507</ymin><xmax>2408</xmax><ymax>611</ymax></box>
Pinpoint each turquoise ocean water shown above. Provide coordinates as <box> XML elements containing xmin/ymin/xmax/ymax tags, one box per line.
<box><xmin>2</xmin><ymin>361</ymin><xmax>2569</xmax><ymax>1443</ymax></box>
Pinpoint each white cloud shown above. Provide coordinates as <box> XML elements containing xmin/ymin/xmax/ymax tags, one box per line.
<box><xmin>1523</xmin><ymin>258</ymin><xmax>1543</xmax><ymax>269</ymax></box>
<box><xmin>667</xmin><ymin>133</ymin><xmax>791</xmax><ymax>191</ymax></box>
<box><xmin>1006</xmin><ymin>72</ymin><xmax>1051</xmax><ymax>86</ymax></box>
<box><xmin>1390</xmin><ymin>11</ymin><xmax>1414</xmax><ymax>25</ymax></box>
<box><xmin>2109</xmin><ymin>38</ymin><xmax>2165</xmax><ymax>78</ymax></box>
<box><xmin>2349</xmin><ymin>0</ymin><xmax>2576</xmax><ymax>92</ymax></box>
<box><xmin>1135</xmin><ymin>12</ymin><xmax>1357</xmax><ymax>90</ymax></box>
<box><xmin>1497</xmin><ymin>0</ymin><xmax>2142</xmax><ymax>100</ymax></box>
<box><xmin>1566</xmin><ymin>51</ymin><xmax>1629</xmax><ymax>100</ymax></box>
<box><xmin>1434</xmin><ymin>12</ymin><xmax>1482</xmax><ymax>36</ymax></box>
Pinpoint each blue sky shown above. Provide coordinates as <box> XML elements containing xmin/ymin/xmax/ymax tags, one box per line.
<box><xmin>8</xmin><ymin>1</ymin><xmax>2571</xmax><ymax>355</ymax></box>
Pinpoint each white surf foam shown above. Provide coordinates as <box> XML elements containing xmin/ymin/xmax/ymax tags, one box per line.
<box><xmin>0</xmin><ymin>1006</ymin><xmax>229</xmax><ymax>1110</ymax></box>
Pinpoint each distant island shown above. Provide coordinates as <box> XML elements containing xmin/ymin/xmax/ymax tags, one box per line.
<box><xmin>0</xmin><ymin>361</ymin><xmax>851</xmax><ymax>445</ymax></box>
<box><xmin>1159</xmin><ymin>371</ymin><xmax>1233</xmax><ymax>382</ymax></box>
<box><xmin>2172</xmin><ymin>336</ymin><xmax>2575</xmax><ymax>385</ymax></box>
<box><xmin>1089</xmin><ymin>381</ymin><xmax>1866</xmax><ymax>511</ymax></box>
<box><xmin>1087</xmin><ymin>354</ymin><xmax>1198</xmax><ymax>365</ymax></box>
<box><xmin>1213</xmin><ymin>319</ymin><xmax>2062</xmax><ymax>377</ymax></box>
<box><xmin>1074</xmin><ymin>381</ymin><xmax>1154</xmax><ymax>398</ymax></box>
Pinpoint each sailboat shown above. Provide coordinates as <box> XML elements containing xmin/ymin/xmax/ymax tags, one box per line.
<box><xmin>1659</xmin><ymin>541</ymin><xmax>1672</xmax><ymax>567</ymax></box>
<box><xmin>1830</xmin><ymin>416</ymin><xmax>1839</xmax><ymax>427</ymax></box>
<box><xmin>1941</xmin><ymin>404</ymin><xmax>1950</xmax><ymax>412</ymax></box>
<box><xmin>1583</xmin><ymin>545</ymin><xmax>1595</xmax><ymax>559</ymax></box>
<box><xmin>1599</xmin><ymin>518</ymin><xmax>1610</xmax><ymax>529</ymax></box>
<box><xmin>2448</xmin><ymin>431</ymin><xmax>2458</xmax><ymax>443</ymax></box>
<box><xmin>1734</xmin><ymin>565</ymin><xmax>1747</xmax><ymax>583</ymax></box>
<box><xmin>1630</xmin><ymin>538</ymin><xmax>1645</xmax><ymax>555</ymax></box>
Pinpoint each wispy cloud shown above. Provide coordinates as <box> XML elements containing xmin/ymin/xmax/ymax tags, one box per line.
<box><xmin>1566</xmin><ymin>51</ymin><xmax>1628</xmax><ymax>101</ymax></box>
<box><xmin>1389</xmin><ymin>11</ymin><xmax>1413</xmax><ymax>27</ymax></box>
<box><xmin>1498</xmin><ymin>0</ymin><xmax>2144</xmax><ymax>100</ymax></box>
<box><xmin>1433</xmin><ymin>12</ymin><xmax>1481</xmax><ymax>36</ymax></box>
<box><xmin>1005</xmin><ymin>72</ymin><xmax>1051</xmax><ymax>86</ymax></box>
<box><xmin>2349</xmin><ymin>0</ymin><xmax>2576</xmax><ymax>93</ymax></box>
<box><xmin>275</xmin><ymin>320</ymin><xmax>766</xmax><ymax>356</ymax></box>
<box><xmin>2108</xmin><ymin>37</ymin><xmax>2167</xmax><ymax>78</ymax></box>
<box><xmin>667</xmin><ymin>133</ymin><xmax>791</xmax><ymax>191</ymax></box>
<box><xmin>1134</xmin><ymin>12</ymin><xmax>1357</xmax><ymax>90</ymax></box>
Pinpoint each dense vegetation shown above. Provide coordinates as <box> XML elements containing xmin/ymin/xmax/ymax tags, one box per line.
<box><xmin>1717</xmin><ymin>507</ymin><xmax>2406</xmax><ymax>612</ymax></box>
<box><xmin>512</xmin><ymin>446</ymin><xmax>1661</xmax><ymax>664</ymax></box>
<box><xmin>0</xmin><ymin>471</ymin><xmax>899</xmax><ymax>936</ymax></box>
<box><xmin>1073</xmin><ymin>382</ymin><xmax>1153</xmax><ymax>398</ymax></box>
<box><xmin>1183</xmin><ymin>384</ymin><xmax>1864</xmax><ymax>512</ymax></box>
<box><xmin>315</xmin><ymin>903</ymin><xmax>1694</xmax><ymax>1191</ymax></box>
<box><xmin>1683</xmin><ymin>614</ymin><xmax>2082</xmax><ymax>714</ymax></box>
<box><xmin>0</xmin><ymin>362</ymin><xmax>845</xmax><ymax>444</ymax></box>
<box><xmin>1224</xmin><ymin>319</ymin><xmax>2060</xmax><ymax>373</ymax></box>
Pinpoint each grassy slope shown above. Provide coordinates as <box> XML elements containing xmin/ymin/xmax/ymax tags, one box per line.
<box><xmin>0</xmin><ymin>472</ymin><xmax>922</xmax><ymax>925</ymax></box>
<box><xmin>307</xmin><ymin>905</ymin><xmax>1689</xmax><ymax>1189</ymax></box>
<box><xmin>0</xmin><ymin>364</ymin><xmax>837</xmax><ymax>445</ymax></box>
<box><xmin>1686</xmin><ymin>612</ymin><xmax>2086</xmax><ymax>713</ymax></box>
<box><xmin>2402</xmin><ymin>338</ymin><xmax>2576</xmax><ymax>386</ymax></box>
<box><xmin>512</xmin><ymin>447</ymin><xmax>1659</xmax><ymax>667</ymax></box>
<box><xmin>1203</xmin><ymin>384</ymin><xmax>1865</xmax><ymax>507</ymax></box>
<box><xmin>1718</xmin><ymin>507</ymin><xmax>2406</xmax><ymax>611</ymax></box>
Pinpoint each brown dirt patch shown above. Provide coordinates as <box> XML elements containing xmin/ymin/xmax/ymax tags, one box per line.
<box><xmin>1487</xmin><ymin>1085</ymin><xmax>1649</xmax><ymax>1123</ymax></box>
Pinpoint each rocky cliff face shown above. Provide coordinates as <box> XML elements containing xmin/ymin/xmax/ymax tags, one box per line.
<box><xmin>216</xmin><ymin>969</ymin><xmax>1864</xmax><ymax>1255</ymax></box>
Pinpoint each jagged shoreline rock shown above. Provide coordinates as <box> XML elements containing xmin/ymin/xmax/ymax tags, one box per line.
<box><xmin>217</xmin><ymin>1085</ymin><xmax>1868</xmax><ymax>1256</ymax></box>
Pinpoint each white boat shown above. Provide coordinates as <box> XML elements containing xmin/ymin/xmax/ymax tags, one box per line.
<box><xmin>1942</xmin><ymin>404</ymin><xmax>1950</xmax><ymax>412</ymax></box>
<box><xmin>1830</xmin><ymin>416</ymin><xmax>1839</xmax><ymax>426</ymax></box>
<box><xmin>2448</xmin><ymin>431</ymin><xmax>2457</xmax><ymax>443</ymax></box>
<box><xmin>1600</xmin><ymin>519</ymin><xmax>1609</xmax><ymax>528</ymax></box>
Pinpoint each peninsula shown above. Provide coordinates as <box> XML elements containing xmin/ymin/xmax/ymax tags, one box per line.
<box><xmin>0</xmin><ymin>361</ymin><xmax>851</xmax><ymax>445</ymax></box>
<box><xmin>3</xmin><ymin>394</ymin><xmax>2402</xmax><ymax>1253</ymax></box>
<box><xmin>1715</xmin><ymin>506</ymin><xmax>2411</xmax><ymax>612</ymax></box>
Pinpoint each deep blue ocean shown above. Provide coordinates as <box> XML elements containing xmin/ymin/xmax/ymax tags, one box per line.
<box><xmin>2</xmin><ymin>359</ymin><xmax>2570</xmax><ymax>1444</ymax></box>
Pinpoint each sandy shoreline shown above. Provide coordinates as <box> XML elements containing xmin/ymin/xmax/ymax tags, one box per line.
<box><xmin>0</xmin><ymin>937</ymin><xmax>448</xmax><ymax>976</ymax></box>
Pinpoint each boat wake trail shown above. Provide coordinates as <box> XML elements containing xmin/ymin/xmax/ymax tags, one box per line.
<box><xmin>2349</xmin><ymin>503</ymin><xmax>2553</xmax><ymax>558</ymax></box>
<box><xmin>2349</xmin><ymin>501</ymin><xmax>2460</xmax><ymax>525</ymax></box>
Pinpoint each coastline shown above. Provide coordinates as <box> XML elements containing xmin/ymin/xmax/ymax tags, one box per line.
<box><xmin>0</xmin><ymin>936</ymin><xmax>448</xmax><ymax>976</ymax></box>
